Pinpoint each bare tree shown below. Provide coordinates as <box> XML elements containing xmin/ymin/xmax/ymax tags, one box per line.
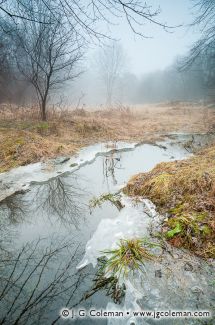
<box><xmin>0</xmin><ymin>1</ymin><xmax>175</xmax><ymax>38</ymax></box>
<box><xmin>175</xmin><ymin>1</ymin><xmax>215</xmax><ymax>102</ymax></box>
<box><xmin>10</xmin><ymin>0</ymin><xmax>83</xmax><ymax>120</ymax></box>
<box><xmin>186</xmin><ymin>0</ymin><xmax>215</xmax><ymax>64</ymax></box>
<box><xmin>97</xmin><ymin>41</ymin><xmax>125</xmax><ymax>107</ymax></box>
<box><xmin>0</xmin><ymin>28</ymin><xmax>14</xmax><ymax>102</ymax></box>
<box><xmin>0</xmin><ymin>1</ymin><xmax>178</xmax><ymax>111</ymax></box>
<box><xmin>181</xmin><ymin>3</ymin><xmax>215</xmax><ymax>70</ymax></box>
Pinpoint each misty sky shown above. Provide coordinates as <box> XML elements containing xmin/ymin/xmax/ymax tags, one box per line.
<box><xmin>89</xmin><ymin>0</ymin><xmax>200</xmax><ymax>76</ymax></box>
<box><xmin>70</xmin><ymin>0</ymin><xmax>202</xmax><ymax>106</ymax></box>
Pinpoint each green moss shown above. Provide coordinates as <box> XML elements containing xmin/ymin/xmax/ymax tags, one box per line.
<box><xmin>163</xmin><ymin>210</ymin><xmax>214</xmax><ymax>257</ymax></box>
<box><xmin>169</xmin><ymin>203</ymin><xmax>184</xmax><ymax>215</ymax></box>
<box><xmin>202</xmin><ymin>225</ymin><xmax>212</xmax><ymax>236</ymax></box>
<box><xmin>165</xmin><ymin>222</ymin><xmax>182</xmax><ymax>239</ymax></box>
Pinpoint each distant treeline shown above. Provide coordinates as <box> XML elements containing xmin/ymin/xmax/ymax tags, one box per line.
<box><xmin>72</xmin><ymin>56</ymin><xmax>213</xmax><ymax>106</ymax></box>
<box><xmin>124</xmin><ymin>58</ymin><xmax>211</xmax><ymax>104</ymax></box>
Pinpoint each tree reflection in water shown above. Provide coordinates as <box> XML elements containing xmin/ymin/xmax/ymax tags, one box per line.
<box><xmin>0</xmin><ymin>191</ymin><xmax>28</xmax><ymax>224</ymax></box>
<box><xmin>0</xmin><ymin>238</ymin><xmax>88</xmax><ymax>325</ymax></box>
<box><xmin>0</xmin><ymin>172</ymin><xmax>100</xmax><ymax>324</ymax></box>
<box><xmin>0</xmin><ymin>211</ymin><xmax>16</xmax><ymax>258</ymax></box>
<box><xmin>33</xmin><ymin>173</ymin><xmax>88</xmax><ymax>228</ymax></box>
<box><xmin>102</xmin><ymin>152</ymin><xmax>122</xmax><ymax>187</ymax></box>
<box><xmin>0</xmin><ymin>173</ymin><xmax>88</xmax><ymax>228</ymax></box>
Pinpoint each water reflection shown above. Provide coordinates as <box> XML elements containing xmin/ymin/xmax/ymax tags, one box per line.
<box><xmin>102</xmin><ymin>152</ymin><xmax>123</xmax><ymax>187</ymax></box>
<box><xmin>0</xmin><ymin>173</ymin><xmax>89</xmax><ymax>229</ymax></box>
<box><xmin>0</xmin><ymin>191</ymin><xmax>28</xmax><ymax>224</ymax></box>
<box><xmin>0</xmin><ymin>209</ymin><xmax>16</xmax><ymax>256</ymax></box>
<box><xmin>0</xmin><ymin>238</ymin><xmax>89</xmax><ymax>325</ymax></box>
<box><xmin>33</xmin><ymin>174</ymin><xmax>87</xmax><ymax>228</ymax></box>
<box><xmin>0</xmin><ymin>172</ymin><xmax>106</xmax><ymax>324</ymax></box>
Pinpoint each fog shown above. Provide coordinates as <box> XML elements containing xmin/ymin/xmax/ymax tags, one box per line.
<box><xmin>68</xmin><ymin>52</ymin><xmax>207</xmax><ymax>107</ymax></box>
<box><xmin>0</xmin><ymin>0</ymin><xmax>214</xmax><ymax>111</ymax></box>
<box><xmin>65</xmin><ymin>0</ymin><xmax>206</xmax><ymax>107</ymax></box>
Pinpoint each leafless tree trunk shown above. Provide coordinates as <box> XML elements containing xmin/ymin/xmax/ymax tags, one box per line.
<box><xmin>10</xmin><ymin>0</ymin><xmax>83</xmax><ymax>121</ymax></box>
<box><xmin>97</xmin><ymin>41</ymin><xmax>125</xmax><ymax>107</ymax></box>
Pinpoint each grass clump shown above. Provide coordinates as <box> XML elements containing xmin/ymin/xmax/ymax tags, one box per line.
<box><xmin>86</xmin><ymin>238</ymin><xmax>158</xmax><ymax>304</ymax></box>
<box><xmin>123</xmin><ymin>145</ymin><xmax>215</xmax><ymax>258</ymax></box>
<box><xmin>89</xmin><ymin>192</ymin><xmax>124</xmax><ymax>211</ymax></box>
<box><xmin>102</xmin><ymin>238</ymin><xmax>157</xmax><ymax>277</ymax></box>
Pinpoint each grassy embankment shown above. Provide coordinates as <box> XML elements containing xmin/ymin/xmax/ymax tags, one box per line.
<box><xmin>0</xmin><ymin>101</ymin><xmax>214</xmax><ymax>173</ymax></box>
<box><xmin>124</xmin><ymin>145</ymin><xmax>215</xmax><ymax>258</ymax></box>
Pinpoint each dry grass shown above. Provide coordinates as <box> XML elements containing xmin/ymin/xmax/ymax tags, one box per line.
<box><xmin>123</xmin><ymin>145</ymin><xmax>215</xmax><ymax>258</ymax></box>
<box><xmin>0</xmin><ymin>101</ymin><xmax>214</xmax><ymax>173</ymax></box>
<box><xmin>0</xmin><ymin>128</ymin><xmax>79</xmax><ymax>172</ymax></box>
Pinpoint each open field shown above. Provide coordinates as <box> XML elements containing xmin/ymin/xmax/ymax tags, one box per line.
<box><xmin>0</xmin><ymin>101</ymin><xmax>215</xmax><ymax>172</ymax></box>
